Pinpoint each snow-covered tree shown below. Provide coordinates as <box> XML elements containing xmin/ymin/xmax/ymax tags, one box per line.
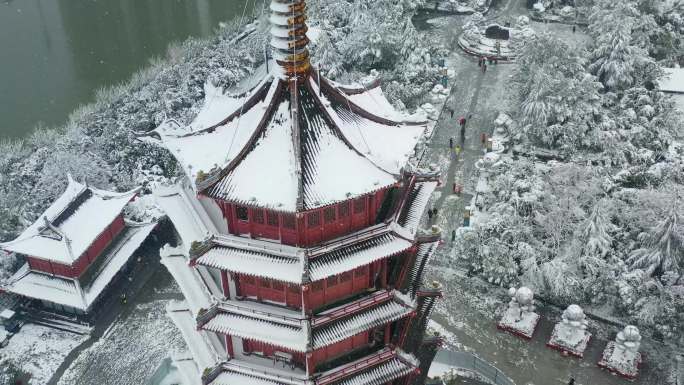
<box><xmin>628</xmin><ymin>208</ymin><xmax>683</xmax><ymax>277</ymax></box>
<box><xmin>580</xmin><ymin>201</ymin><xmax>615</xmax><ymax>258</ymax></box>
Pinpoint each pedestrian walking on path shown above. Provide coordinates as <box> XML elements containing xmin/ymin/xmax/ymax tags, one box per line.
<box><xmin>454</xmin><ymin>145</ymin><xmax>461</xmax><ymax>157</ymax></box>
<box><xmin>459</xmin><ymin>116</ymin><xmax>467</xmax><ymax>128</ymax></box>
<box><xmin>478</xmin><ymin>57</ymin><xmax>482</xmax><ymax>67</ymax></box>
<box><xmin>449</xmin><ymin>137</ymin><xmax>454</xmax><ymax>149</ymax></box>
<box><xmin>427</xmin><ymin>209</ymin><xmax>433</xmax><ymax>221</ymax></box>
<box><xmin>573</xmin><ymin>25</ymin><xmax>576</xmax><ymax>33</ymax></box>
<box><xmin>482</xmin><ymin>63</ymin><xmax>487</xmax><ymax>73</ymax></box>
<box><xmin>460</xmin><ymin>124</ymin><xmax>466</xmax><ymax>139</ymax></box>
<box><xmin>567</xmin><ymin>378</ymin><xmax>575</xmax><ymax>385</ymax></box>
<box><xmin>450</xmin><ymin>108</ymin><xmax>454</xmax><ymax>118</ymax></box>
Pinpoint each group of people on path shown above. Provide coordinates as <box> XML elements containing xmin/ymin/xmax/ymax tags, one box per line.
<box><xmin>478</xmin><ymin>56</ymin><xmax>497</xmax><ymax>73</ymax></box>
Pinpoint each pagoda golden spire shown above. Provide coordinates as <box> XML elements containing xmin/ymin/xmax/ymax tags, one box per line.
<box><xmin>269</xmin><ymin>0</ymin><xmax>311</xmax><ymax>77</ymax></box>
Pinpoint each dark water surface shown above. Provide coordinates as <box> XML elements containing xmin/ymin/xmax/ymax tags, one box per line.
<box><xmin>0</xmin><ymin>0</ymin><xmax>253</xmax><ymax>139</ymax></box>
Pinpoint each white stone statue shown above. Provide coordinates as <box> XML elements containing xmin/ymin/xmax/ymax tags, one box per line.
<box><xmin>548</xmin><ymin>304</ymin><xmax>592</xmax><ymax>357</ymax></box>
<box><xmin>599</xmin><ymin>325</ymin><xmax>642</xmax><ymax>378</ymax></box>
<box><xmin>498</xmin><ymin>287</ymin><xmax>539</xmax><ymax>339</ymax></box>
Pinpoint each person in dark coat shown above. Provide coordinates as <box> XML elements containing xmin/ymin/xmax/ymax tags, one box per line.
<box><xmin>572</xmin><ymin>25</ymin><xmax>576</xmax><ymax>33</ymax></box>
<box><xmin>478</xmin><ymin>57</ymin><xmax>482</xmax><ymax>67</ymax></box>
<box><xmin>449</xmin><ymin>137</ymin><xmax>454</xmax><ymax>149</ymax></box>
<box><xmin>482</xmin><ymin>63</ymin><xmax>487</xmax><ymax>73</ymax></box>
<box><xmin>567</xmin><ymin>378</ymin><xmax>575</xmax><ymax>385</ymax></box>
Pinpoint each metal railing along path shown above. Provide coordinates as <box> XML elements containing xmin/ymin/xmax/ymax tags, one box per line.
<box><xmin>435</xmin><ymin>350</ymin><xmax>516</xmax><ymax>385</ymax></box>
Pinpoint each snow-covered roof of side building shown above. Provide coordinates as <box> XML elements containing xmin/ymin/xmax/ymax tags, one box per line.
<box><xmin>659</xmin><ymin>68</ymin><xmax>684</xmax><ymax>93</ymax></box>
<box><xmin>154</xmin><ymin>68</ymin><xmax>427</xmax><ymax>212</ymax></box>
<box><xmin>0</xmin><ymin>176</ymin><xmax>139</xmax><ymax>264</ymax></box>
<box><xmin>5</xmin><ymin>222</ymin><xmax>155</xmax><ymax>310</ymax></box>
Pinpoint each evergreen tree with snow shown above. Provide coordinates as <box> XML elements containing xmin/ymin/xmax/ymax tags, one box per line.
<box><xmin>628</xmin><ymin>207</ymin><xmax>683</xmax><ymax>277</ymax></box>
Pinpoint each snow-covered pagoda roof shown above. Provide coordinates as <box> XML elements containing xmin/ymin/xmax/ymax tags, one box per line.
<box><xmin>155</xmin><ymin>69</ymin><xmax>426</xmax><ymax>212</ymax></box>
<box><xmin>0</xmin><ymin>176</ymin><xmax>139</xmax><ymax>264</ymax></box>
<box><xmin>194</xmin><ymin>227</ymin><xmax>413</xmax><ymax>284</ymax></box>
<box><xmin>200</xmin><ymin>290</ymin><xmax>415</xmax><ymax>353</ymax></box>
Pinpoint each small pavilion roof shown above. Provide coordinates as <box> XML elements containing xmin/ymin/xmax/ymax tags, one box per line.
<box><xmin>0</xmin><ymin>176</ymin><xmax>139</xmax><ymax>264</ymax></box>
<box><xmin>155</xmin><ymin>69</ymin><xmax>427</xmax><ymax>212</ymax></box>
<box><xmin>5</xmin><ymin>222</ymin><xmax>155</xmax><ymax>310</ymax></box>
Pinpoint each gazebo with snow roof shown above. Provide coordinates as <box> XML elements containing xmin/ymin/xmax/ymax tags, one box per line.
<box><xmin>1</xmin><ymin>176</ymin><xmax>157</xmax><ymax>315</ymax></box>
<box><xmin>151</xmin><ymin>1</ymin><xmax>445</xmax><ymax>384</ymax></box>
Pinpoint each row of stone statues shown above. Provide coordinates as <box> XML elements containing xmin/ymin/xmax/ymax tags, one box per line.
<box><xmin>497</xmin><ymin>287</ymin><xmax>642</xmax><ymax>379</ymax></box>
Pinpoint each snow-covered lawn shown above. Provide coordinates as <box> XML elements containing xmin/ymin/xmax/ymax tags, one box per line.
<box><xmin>1</xmin><ymin>324</ymin><xmax>88</xmax><ymax>385</ymax></box>
<box><xmin>58</xmin><ymin>300</ymin><xmax>184</xmax><ymax>385</ymax></box>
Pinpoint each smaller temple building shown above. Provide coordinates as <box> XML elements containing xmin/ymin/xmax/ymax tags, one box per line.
<box><xmin>0</xmin><ymin>176</ymin><xmax>157</xmax><ymax>315</ymax></box>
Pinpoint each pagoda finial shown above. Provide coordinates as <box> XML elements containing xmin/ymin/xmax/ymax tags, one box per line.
<box><xmin>270</xmin><ymin>0</ymin><xmax>310</xmax><ymax>78</ymax></box>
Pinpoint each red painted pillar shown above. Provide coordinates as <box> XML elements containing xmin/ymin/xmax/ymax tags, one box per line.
<box><xmin>221</xmin><ymin>270</ymin><xmax>230</xmax><ymax>298</ymax></box>
<box><xmin>381</xmin><ymin>259</ymin><xmax>388</xmax><ymax>288</ymax></box>
<box><xmin>225</xmin><ymin>334</ymin><xmax>234</xmax><ymax>358</ymax></box>
<box><xmin>305</xmin><ymin>352</ymin><xmax>315</xmax><ymax>376</ymax></box>
<box><xmin>384</xmin><ymin>323</ymin><xmax>391</xmax><ymax>345</ymax></box>
<box><xmin>302</xmin><ymin>285</ymin><xmax>311</xmax><ymax>314</ymax></box>
<box><xmin>399</xmin><ymin>314</ymin><xmax>415</xmax><ymax>347</ymax></box>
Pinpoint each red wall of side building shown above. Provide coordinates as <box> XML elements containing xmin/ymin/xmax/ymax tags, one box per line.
<box><xmin>214</xmin><ymin>189</ymin><xmax>388</xmax><ymax>247</ymax></box>
<box><xmin>27</xmin><ymin>214</ymin><xmax>126</xmax><ymax>278</ymax></box>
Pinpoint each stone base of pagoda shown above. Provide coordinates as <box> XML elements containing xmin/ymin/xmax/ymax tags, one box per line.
<box><xmin>597</xmin><ymin>341</ymin><xmax>643</xmax><ymax>380</ymax></box>
<box><xmin>546</xmin><ymin>325</ymin><xmax>591</xmax><ymax>358</ymax></box>
<box><xmin>497</xmin><ymin>311</ymin><xmax>539</xmax><ymax>340</ymax></box>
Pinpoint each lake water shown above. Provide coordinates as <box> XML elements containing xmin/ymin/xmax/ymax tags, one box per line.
<box><xmin>0</xmin><ymin>0</ymin><xmax>253</xmax><ymax>139</ymax></box>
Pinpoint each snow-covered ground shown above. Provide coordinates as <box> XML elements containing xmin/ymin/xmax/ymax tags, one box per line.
<box><xmin>58</xmin><ymin>300</ymin><xmax>185</xmax><ymax>385</ymax></box>
<box><xmin>1</xmin><ymin>324</ymin><xmax>88</xmax><ymax>385</ymax></box>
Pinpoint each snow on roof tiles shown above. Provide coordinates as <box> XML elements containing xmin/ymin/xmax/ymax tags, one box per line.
<box><xmin>397</xmin><ymin>181</ymin><xmax>437</xmax><ymax>236</ymax></box>
<box><xmin>195</xmin><ymin>231</ymin><xmax>411</xmax><ymax>283</ymax></box>
<box><xmin>209</xmin><ymin>99</ymin><xmax>300</xmax><ymax>211</ymax></box>
<box><xmin>196</xmin><ymin>246</ymin><xmax>303</xmax><ymax>284</ymax></box>
<box><xmin>157</xmin><ymin>78</ymin><xmax>277</xmax><ymax>189</ymax></box>
<box><xmin>311</xmin><ymin>78</ymin><xmax>426</xmax><ymax>176</ymax></box>
<box><xmin>309</xmin><ymin>233</ymin><xmax>412</xmax><ymax>282</ymax></box>
<box><xmin>203</xmin><ymin>313</ymin><xmax>308</xmax><ymax>352</ymax></box>
<box><xmin>201</xmin><ymin>292</ymin><xmax>412</xmax><ymax>352</ymax></box>
<box><xmin>660</xmin><ymin>67</ymin><xmax>684</xmax><ymax>93</ymax></box>
<box><xmin>1</xmin><ymin>177</ymin><xmax>138</xmax><ymax>264</ymax></box>
<box><xmin>167</xmin><ymin>301</ymin><xmax>220</xmax><ymax>371</ymax></box>
<box><xmin>161</xmin><ymin>248</ymin><xmax>213</xmax><ymax>316</ymax></box>
<box><xmin>312</xmin><ymin>300</ymin><xmax>413</xmax><ymax>349</ymax></box>
<box><xmin>6</xmin><ymin>222</ymin><xmax>156</xmax><ymax>311</ymax></box>
<box><xmin>207</xmin><ymin>83</ymin><xmax>397</xmax><ymax>211</ymax></box>
<box><xmin>210</xmin><ymin>370</ymin><xmax>288</xmax><ymax>385</ymax></box>
<box><xmin>337</xmin><ymin>357</ymin><xmax>415</xmax><ymax>385</ymax></box>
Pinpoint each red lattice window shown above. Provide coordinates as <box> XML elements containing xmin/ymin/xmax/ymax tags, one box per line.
<box><xmin>243</xmin><ymin>275</ymin><xmax>256</xmax><ymax>284</ymax></box>
<box><xmin>236</xmin><ymin>206</ymin><xmax>249</xmax><ymax>221</ymax></box>
<box><xmin>267</xmin><ymin>211</ymin><xmax>279</xmax><ymax>227</ymax></box>
<box><xmin>353</xmin><ymin>198</ymin><xmax>366</xmax><ymax>214</ymax></box>
<box><xmin>307</xmin><ymin>211</ymin><xmax>320</xmax><ymax>228</ymax></box>
<box><xmin>339</xmin><ymin>201</ymin><xmax>350</xmax><ymax>217</ymax></box>
<box><xmin>253</xmin><ymin>209</ymin><xmax>265</xmax><ymax>224</ymax></box>
<box><xmin>327</xmin><ymin>276</ymin><xmax>338</xmax><ymax>287</ymax></box>
<box><xmin>282</xmin><ymin>214</ymin><xmax>296</xmax><ymax>229</ymax></box>
<box><xmin>324</xmin><ymin>207</ymin><xmax>336</xmax><ymax>223</ymax></box>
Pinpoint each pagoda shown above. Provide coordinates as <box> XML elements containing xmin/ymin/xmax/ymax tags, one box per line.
<box><xmin>1</xmin><ymin>176</ymin><xmax>156</xmax><ymax>315</ymax></box>
<box><xmin>152</xmin><ymin>1</ymin><xmax>443</xmax><ymax>384</ymax></box>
